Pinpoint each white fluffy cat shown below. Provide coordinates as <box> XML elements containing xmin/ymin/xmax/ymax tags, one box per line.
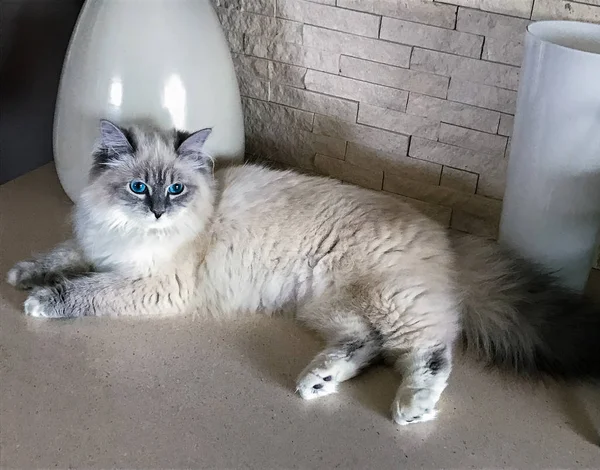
<box><xmin>7</xmin><ymin>121</ymin><xmax>600</xmax><ymax>426</ymax></box>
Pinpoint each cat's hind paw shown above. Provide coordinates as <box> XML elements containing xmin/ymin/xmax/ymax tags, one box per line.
<box><xmin>296</xmin><ymin>369</ymin><xmax>339</xmax><ymax>400</ymax></box>
<box><xmin>392</xmin><ymin>388</ymin><xmax>438</xmax><ymax>426</ymax></box>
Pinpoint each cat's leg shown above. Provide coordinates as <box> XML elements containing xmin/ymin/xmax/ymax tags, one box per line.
<box><xmin>295</xmin><ymin>308</ymin><xmax>382</xmax><ymax>400</ymax></box>
<box><xmin>296</xmin><ymin>332</ymin><xmax>382</xmax><ymax>400</ymax></box>
<box><xmin>22</xmin><ymin>271</ymin><xmax>192</xmax><ymax>318</ymax></box>
<box><xmin>7</xmin><ymin>240</ymin><xmax>91</xmax><ymax>290</ymax></box>
<box><xmin>389</xmin><ymin>343</ymin><xmax>453</xmax><ymax>425</ymax></box>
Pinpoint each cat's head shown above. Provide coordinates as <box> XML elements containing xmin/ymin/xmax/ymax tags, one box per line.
<box><xmin>79</xmin><ymin>120</ymin><xmax>215</xmax><ymax>236</ymax></box>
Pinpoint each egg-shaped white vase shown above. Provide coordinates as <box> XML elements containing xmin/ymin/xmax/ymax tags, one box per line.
<box><xmin>54</xmin><ymin>0</ymin><xmax>244</xmax><ymax>202</ymax></box>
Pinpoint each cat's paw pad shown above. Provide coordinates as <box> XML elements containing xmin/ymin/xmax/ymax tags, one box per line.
<box><xmin>24</xmin><ymin>288</ymin><xmax>61</xmax><ymax>318</ymax></box>
<box><xmin>296</xmin><ymin>370</ymin><xmax>338</xmax><ymax>400</ymax></box>
<box><xmin>392</xmin><ymin>388</ymin><xmax>438</xmax><ymax>426</ymax></box>
<box><xmin>7</xmin><ymin>261</ymin><xmax>40</xmax><ymax>289</ymax></box>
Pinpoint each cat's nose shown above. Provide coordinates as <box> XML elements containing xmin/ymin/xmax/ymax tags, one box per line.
<box><xmin>152</xmin><ymin>210</ymin><xmax>165</xmax><ymax>219</ymax></box>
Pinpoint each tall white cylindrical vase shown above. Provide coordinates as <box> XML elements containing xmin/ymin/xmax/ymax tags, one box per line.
<box><xmin>499</xmin><ymin>21</ymin><xmax>600</xmax><ymax>292</ymax></box>
<box><xmin>54</xmin><ymin>0</ymin><xmax>244</xmax><ymax>202</ymax></box>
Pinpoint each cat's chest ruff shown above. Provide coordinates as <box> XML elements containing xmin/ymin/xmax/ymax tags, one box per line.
<box><xmin>120</xmin><ymin>240</ymin><xmax>171</xmax><ymax>270</ymax></box>
<box><xmin>86</xmin><ymin>232</ymin><xmax>180</xmax><ymax>275</ymax></box>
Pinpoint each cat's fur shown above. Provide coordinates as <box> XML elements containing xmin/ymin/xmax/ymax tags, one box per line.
<box><xmin>7</xmin><ymin>121</ymin><xmax>600</xmax><ymax>426</ymax></box>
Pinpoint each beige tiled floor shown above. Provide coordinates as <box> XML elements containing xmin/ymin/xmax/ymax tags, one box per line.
<box><xmin>1</xmin><ymin>165</ymin><xmax>599</xmax><ymax>469</ymax></box>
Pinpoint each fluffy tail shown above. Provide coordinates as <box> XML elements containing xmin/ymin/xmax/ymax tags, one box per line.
<box><xmin>452</xmin><ymin>233</ymin><xmax>600</xmax><ymax>380</ymax></box>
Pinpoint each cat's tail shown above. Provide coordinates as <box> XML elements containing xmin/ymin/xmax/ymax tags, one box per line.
<box><xmin>452</xmin><ymin>232</ymin><xmax>600</xmax><ymax>381</ymax></box>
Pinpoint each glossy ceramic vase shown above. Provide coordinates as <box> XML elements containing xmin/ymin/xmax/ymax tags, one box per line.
<box><xmin>54</xmin><ymin>0</ymin><xmax>244</xmax><ymax>202</ymax></box>
<box><xmin>499</xmin><ymin>21</ymin><xmax>600</xmax><ymax>291</ymax></box>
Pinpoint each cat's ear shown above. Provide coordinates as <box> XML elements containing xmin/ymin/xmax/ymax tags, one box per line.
<box><xmin>175</xmin><ymin>128</ymin><xmax>213</xmax><ymax>172</ymax></box>
<box><xmin>99</xmin><ymin>119</ymin><xmax>134</xmax><ymax>155</ymax></box>
<box><xmin>91</xmin><ymin>120</ymin><xmax>135</xmax><ymax>175</ymax></box>
<box><xmin>176</xmin><ymin>128</ymin><xmax>212</xmax><ymax>155</ymax></box>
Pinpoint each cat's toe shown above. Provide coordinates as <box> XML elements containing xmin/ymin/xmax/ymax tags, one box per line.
<box><xmin>296</xmin><ymin>371</ymin><xmax>338</xmax><ymax>400</ymax></box>
<box><xmin>391</xmin><ymin>388</ymin><xmax>438</xmax><ymax>426</ymax></box>
<box><xmin>392</xmin><ymin>405</ymin><xmax>437</xmax><ymax>426</ymax></box>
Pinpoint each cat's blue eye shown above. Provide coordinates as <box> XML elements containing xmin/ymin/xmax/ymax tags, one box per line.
<box><xmin>129</xmin><ymin>180</ymin><xmax>147</xmax><ymax>194</ymax></box>
<box><xmin>167</xmin><ymin>183</ymin><xmax>184</xmax><ymax>195</ymax></box>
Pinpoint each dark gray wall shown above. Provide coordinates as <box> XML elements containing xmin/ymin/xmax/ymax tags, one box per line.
<box><xmin>0</xmin><ymin>0</ymin><xmax>84</xmax><ymax>184</ymax></box>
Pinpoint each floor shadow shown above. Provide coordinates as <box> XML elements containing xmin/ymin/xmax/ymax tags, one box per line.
<box><xmin>229</xmin><ymin>317</ymin><xmax>403</xmax><ymax>420</ymax></box>
<box><xmin>229</xmin><ymin>317</ymin><xmax>322</xmax><ymax>393</ymax></box>
<box><xmin>345</xmin><ymin>365</ymin><xmax>399</xmax><ymax>419</ymax></box>
<box><xmin>552</xmin><ymin>384</ymin><xmax>600</xmax><ymax>446</ymax></box>
<box><xmin>231</xmin><ymin>316</ymin><xmax>407</xmax><ymax>422</ymax></box>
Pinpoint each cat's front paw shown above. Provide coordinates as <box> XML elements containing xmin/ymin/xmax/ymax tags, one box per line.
<box><xmin>24</xmin><ymin>287</ymin><xmax>64</xmax><ymax>318</ymax></box>
<box><xmin>391</xmin><ymin>387</ymin><xmax>438</xmax><ymax>426</ymax></box>
<box><xmin>7</xmin><ymin>261</ymin><xmax>42</xmax><ymax>290</ymax></box>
